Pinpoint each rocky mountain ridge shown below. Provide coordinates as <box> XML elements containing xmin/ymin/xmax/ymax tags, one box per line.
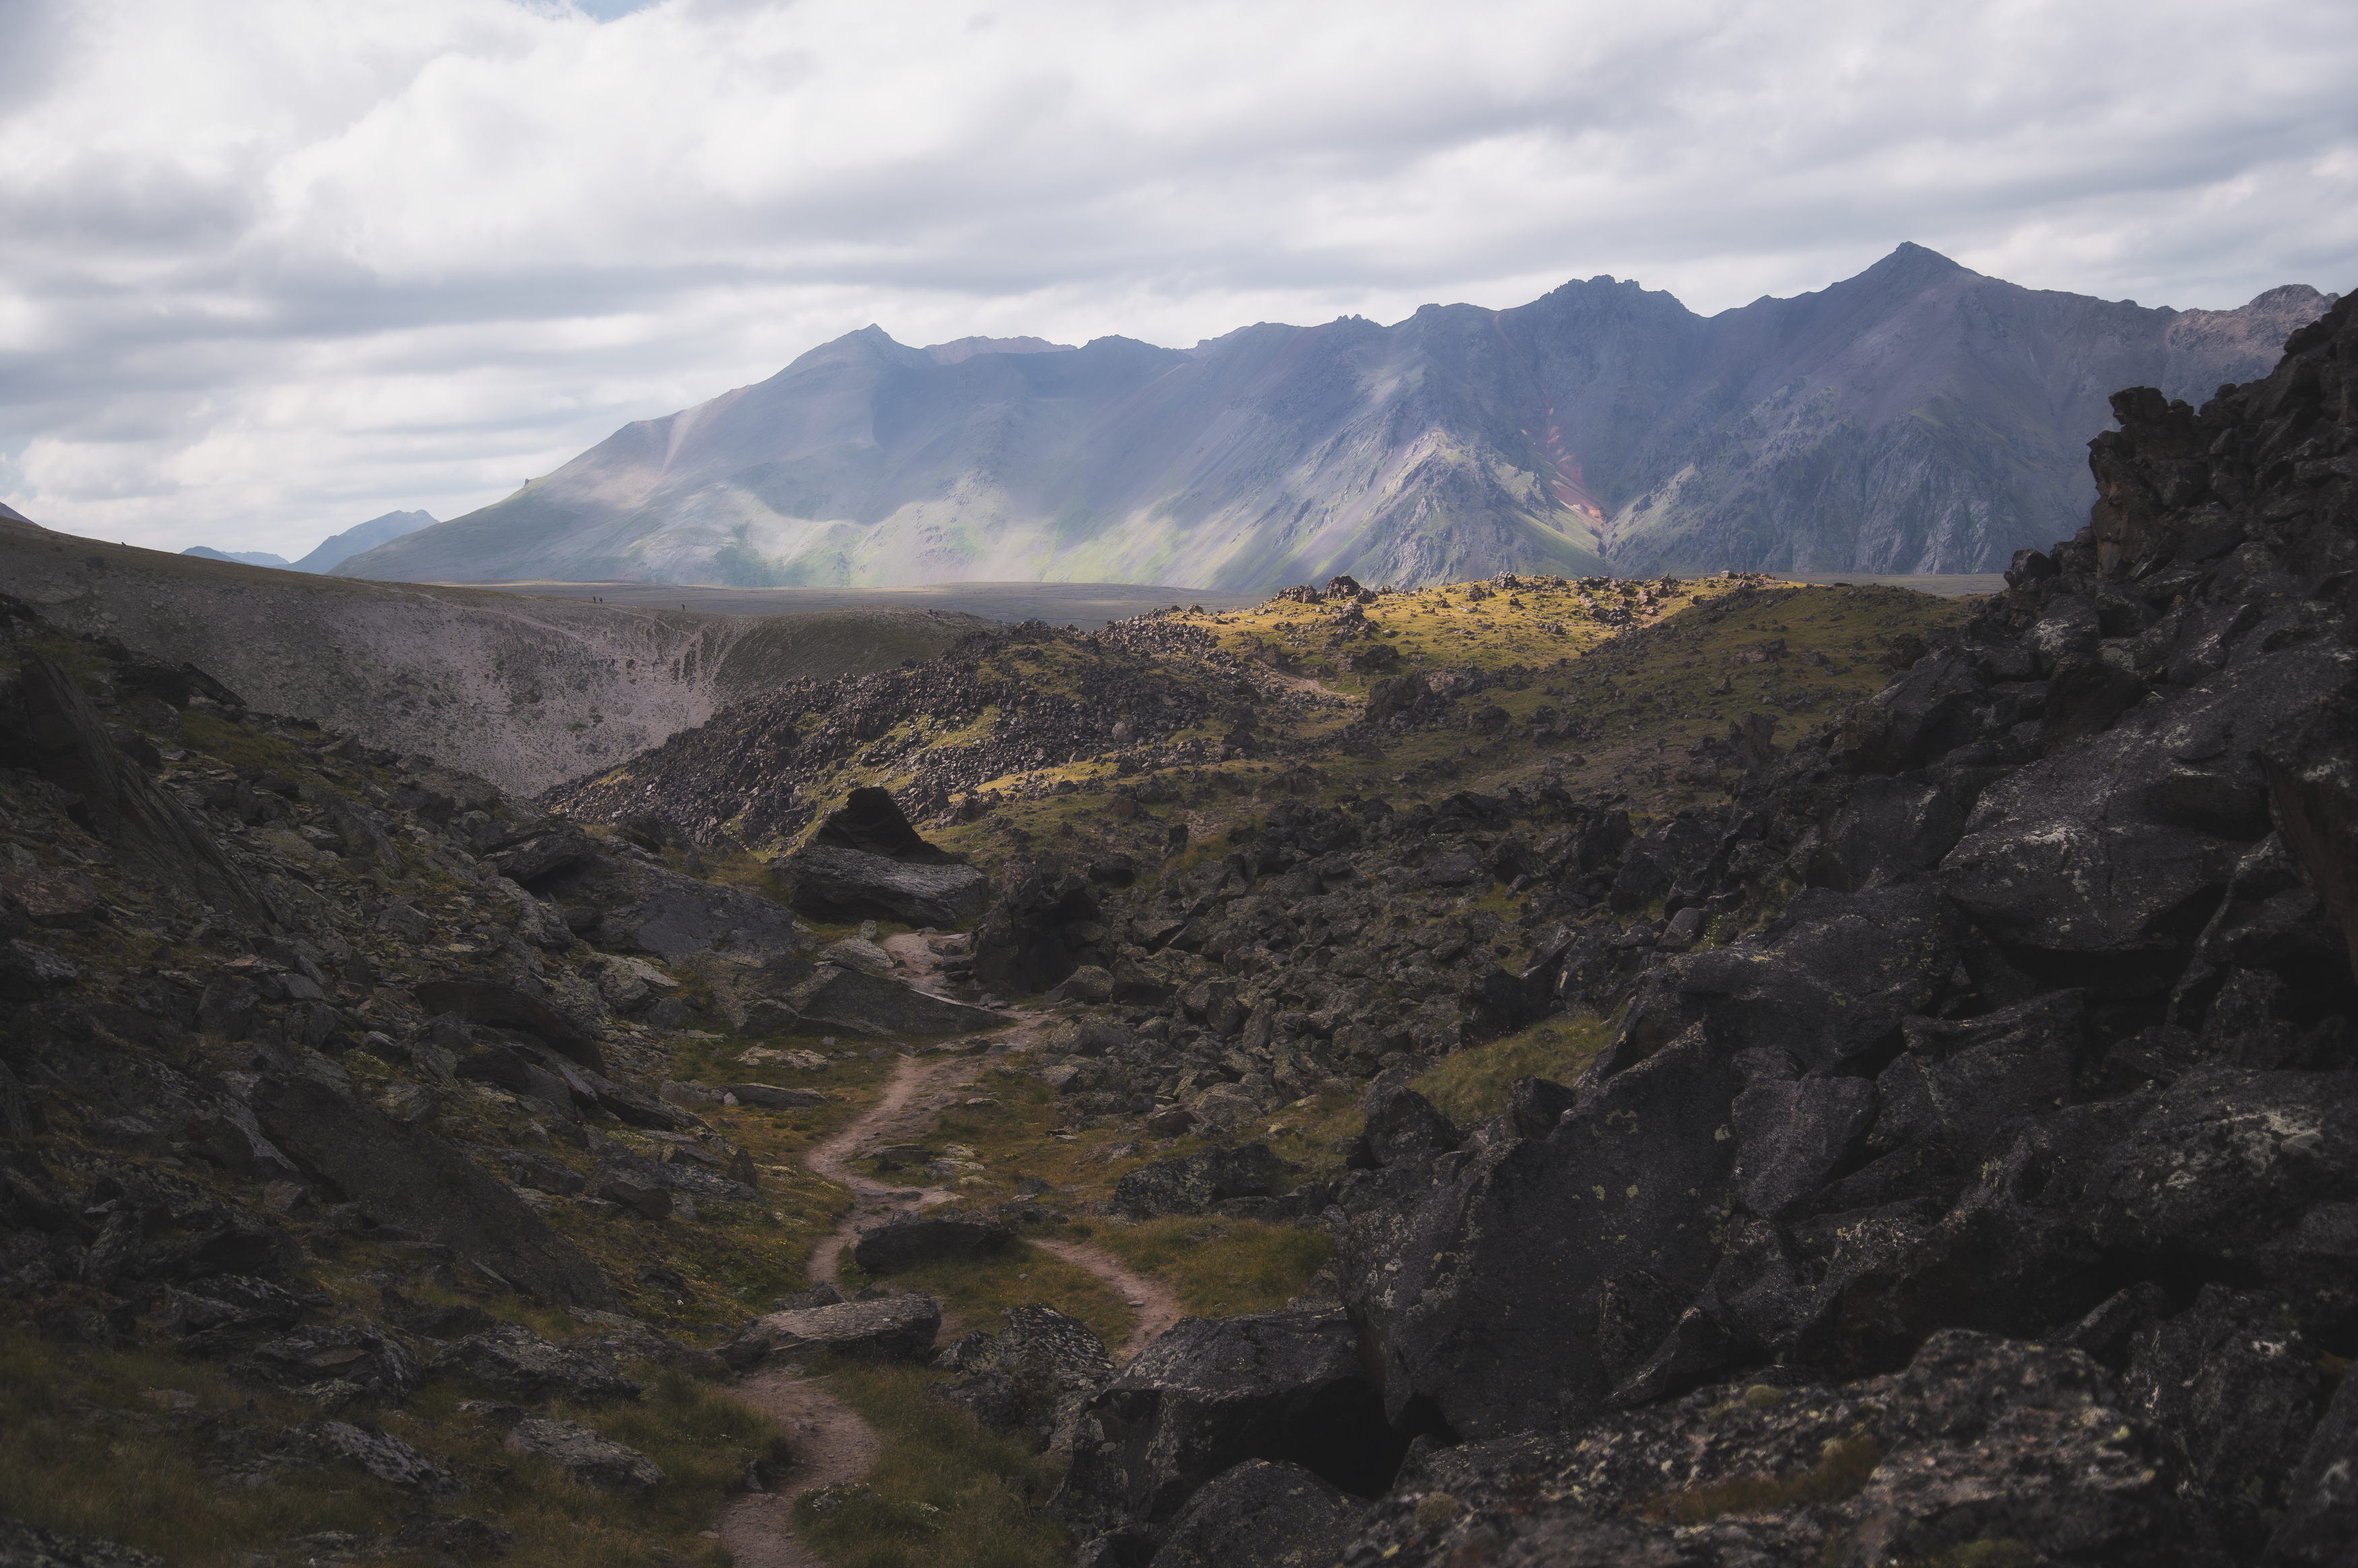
<box><xmin>340</xmin><ymin>248</ymin><xmax>2335</xmax><ymax>589</ymax></box>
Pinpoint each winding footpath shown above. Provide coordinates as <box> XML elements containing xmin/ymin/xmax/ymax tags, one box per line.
<box><xmin>718</xmin><ymin>1014</ymin><xmax>1182</xmax><ymax>1566</ymax></box>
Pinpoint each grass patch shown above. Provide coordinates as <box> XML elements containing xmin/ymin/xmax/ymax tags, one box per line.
<box><xmin>0</xmin><ymin>1329</ymin><xmax>771</xmax><ymax>1568</ymax></box>
<box><xmin>1089</xmin><ymin>1217</ymin><xmax>1333</xmax><ymax>1318</ymax></box>
<box><xmin>1411</xmin><ymin>1014</ymin><xmax>1616</xmax><ymax>1129</ymax></box>
<box><xmin>798</xmin><ymin>1362</ymin><xmax>1071</xmax><ymax>1568</ymax></box>
<box><xmin>179</xmin><ymin>711</ymin><xmax>317</xmax><ymax>773</ymax></box>
<box><xmin>844</xmin><ymin>1241</ymin><xmax>1133</xmax><ymax>1352</ymax></box>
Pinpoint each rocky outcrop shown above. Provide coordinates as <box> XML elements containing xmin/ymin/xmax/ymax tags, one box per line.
<box><xmin>249</xmin><ymin>1076</ymin><xmax>620</xmax><ymax>1311</ymax></box>
<box><xmin>782</xmin><ymin>786</ymin><xmax>988</xmax><ymax>925</ymax></box>
<box><xmin>503</xmin><ymin>1417</ymin><xmax>664</xmax><ymax>1494</ymax></box>
<box><xmin>730</xmin><ymin>1294</ymin><xmax>943</xmax><ymax>1365</ymax></box>
<box><xmin>1308</xmin><ymin>289</ymin><xmax>2358</xmax><ymax>1565</ymax></box>
<box><xmin>850</xmin><ymin>1211</ymin><xmax>1013</xmax><ymax>1273</ymax></box>
<box><xmin>1055</xmin><ymin>1307</ymin><xmax>1409</xmax><ymax>1560</ymax></box>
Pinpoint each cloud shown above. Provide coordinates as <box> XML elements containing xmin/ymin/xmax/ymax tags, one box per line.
<box><xmin>1</xmin><ymin>0</ymin><xmax>2352</xmax><ymax>557</ymax></box>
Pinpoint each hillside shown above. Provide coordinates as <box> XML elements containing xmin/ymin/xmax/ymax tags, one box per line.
<box><xmin>0</xmin><ymin>534</ymin><xmax>988</xmax><ymax>795</ymax></box>
<box><xmin>339</xmin><ymin>248</ymin><xmax>2334</xmax><ymax>589</ymax></box>
<box><xmin>1</xmin><ymin>292</ymin><xmax>2354</xmax><ymax>1568</ymax></box>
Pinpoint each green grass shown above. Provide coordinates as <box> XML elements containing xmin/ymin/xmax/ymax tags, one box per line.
<box><xmin>1087</xmin><ymin>1217</ymin><xmax>1333</xmax><ymax>1318</ymax></box>
<box><xmin>842</xmin><ymin>1240</ymin><xmax>1133</xmax><ymax>1354</ymax></box>
<box><xmin>0</xmin><ymin>1329</ymin><xmax>767</xmax><ymax>1568</ymax></box>
<box><xmin>797</xmin><ymin>1363</ymin><xmax>1071</xmax><ymax>1568</ymax></box>
<box><xmin>1409</xmin><ymin>1013</ymin><xmax>1616</xmax><ymax>1129</ymax></box>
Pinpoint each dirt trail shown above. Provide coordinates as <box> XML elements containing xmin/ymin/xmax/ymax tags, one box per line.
<box><xmin>720</xmin><ymin>1010</ymin><xmax>1186</xmax><ymax>1563</ymax></box>
<box><xmin>715</xmin><ymin>1370</ymin><xmax>882</xmax><ymax>1568</ymax></box>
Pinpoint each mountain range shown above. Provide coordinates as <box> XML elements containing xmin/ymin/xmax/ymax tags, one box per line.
<box><xmin>185</xmin><ymin>508</ymin><xmax>437</xmax><ymax>574</ymax></box>
<box><xmin>338</xmin><ymin>247</ymin><xmax>2337</xmax><ymax>589</ymax></box>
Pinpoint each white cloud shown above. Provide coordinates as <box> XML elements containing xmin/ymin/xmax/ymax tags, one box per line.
<box><xmin>1</xmin><ymin>0</ymin><xmax>2351</xmax><ymax>557</ymax></box>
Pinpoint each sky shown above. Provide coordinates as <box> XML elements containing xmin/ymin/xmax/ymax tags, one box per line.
<box><xmin>3</xmin><ymin>0</ymin><xmax>2354</xmax><ymax>560</ymax></box>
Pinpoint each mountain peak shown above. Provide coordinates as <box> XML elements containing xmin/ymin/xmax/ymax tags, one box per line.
<box><xmin>925</xmin><ymin>335</ymin><xmax>1076</xmax><ymax>366</ymax></box>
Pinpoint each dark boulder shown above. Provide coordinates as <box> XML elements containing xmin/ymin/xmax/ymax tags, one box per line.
<box><xmin>781</xmin><ymin>965</ymin><xmax>1006</xmax><ymax>1037</ymax></box>
<box><xmin>2123</xmin><ymin>1284</ymin><xmax>2330</xmax><ymax>1555</ymax></box>
<box><xmin>15</xmin><ymin>653</ymin><xmax>276</xmax><ymax>927</ymax></box>
<box><xmin>1145</xmin><ymin>1460</ymin><xmax>1364</xmax><ymax>1568</ymax></box>
<box><xmin>1605</xmin><ymin>882</ymin><xmax>1972</xmax><ymax>1076</ymax></box>
<box><xmin>1055</xmin><ymin>1309</ymin><xmax>1405</xmax><ymax>1550</ymax></box>
<box><xmin>234</xmin><ymin>1324</ymin><xmax>422</xmax><ymax>1405</ymax></box>
<box><xmin>1340</xmin><ymin>1330</ymin><xmax>2210</xmax><ymax>1568</ymax></box>
<box><xmin>431</xmin><ymin>1325</ymin><xmax>642</xmax><ymax>1405</ymax></box>
<box><xmin>1338</xmin><ymin>1022</ymin><xmax>1746</xmax><ymax>1439</ymax></box>
<box><xmin>930</xmin><ymin>1303</ymin><xmax>1115</xmax><ymax>1449</ymax></box>
<box><xmin>789</xmin><ymin>845</ymin><xmax>988</xmax><ymax>927</ymax></box>
<box><xmin>971</xmin><ymin>859</ymin><xmax>1103</xmax><ymax>995</ymax></box>
<box><xmin>412</xmin><ymin>979</ymin><xmax>604</xmax><ymax>1070</ymax></box>
<box><xmin>1114</xmin><ymin>1144</ymin><xmax>1281</xmax><ymax>1218</ymax></box>
<box><xmin>2270</xmin><ymin>1367</ymin><xmax>2358</xmax><ymax>1565</ymax></box>
<box><xmin>785</xmin><ymin>787</ymin><xmax>987</xmax><ymax>925</ymax></box>
<box><xmin>851</xmin><ymin>1211</ymin><xmax>1015</xmax><ymax>1274</ymax></box>
<box><xmin>247</xmin><ymin>1074</ymin><xmax>620</xmax><ymax>1310</ymax></box>
<box><xmin>1349</xmin><ymin>1073</ymin><xmax>1460</xmax><ymax>1169</ymax></box>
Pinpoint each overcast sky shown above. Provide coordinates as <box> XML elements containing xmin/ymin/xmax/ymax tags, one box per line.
<box><xmin>3</xmin><ymin>0</ymin><xmax>2353</xmax><ymax>559</ymax></box>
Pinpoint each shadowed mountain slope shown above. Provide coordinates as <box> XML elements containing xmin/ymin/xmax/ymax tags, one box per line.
<box><xmin>340</xmin><ymin>248</ymin><xmax>2335</xmax><ymax>589</ymax></box>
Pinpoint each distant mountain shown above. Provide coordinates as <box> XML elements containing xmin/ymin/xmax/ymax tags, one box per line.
<box><xmin>337</xmin><ymin>248</ymin><xmax>2339</xmax><ymax>588</ymax></box>
<box><xmin>183</xmin><ymin>545</ymin><xmax>293</xmax><ymax>568</ymax></box>
<box><xmin>300</xmin><ymin>509</ymin><xmax>437</xmax><ymax>573</ymax></box>
<box><xmin>179</xmin><ymin>510</ymin><xmax>437</xmax><ymax>576</ymax></box>
<box><xmin>0</xmin><ymin>500</ymin><xmax>42</xmax><ymax>533</ymax></box>
<box><xmin>924</xmin><ymin>335</ymin><xmax>1076</xmax><ymax>366</ymax></box>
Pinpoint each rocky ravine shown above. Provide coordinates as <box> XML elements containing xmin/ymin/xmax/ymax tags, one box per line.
<box><xmin>0</xmin><ymin>529</ymin><xmax>987</xmax><ymax>796</ymax></box>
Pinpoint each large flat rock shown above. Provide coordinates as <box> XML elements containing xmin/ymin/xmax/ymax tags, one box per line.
<box><xmin>735</xmin><ymin>1295</ymin><xmax>942</xmax><ymax>1364</ymax></box>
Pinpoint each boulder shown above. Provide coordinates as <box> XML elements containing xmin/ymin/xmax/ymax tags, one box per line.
<box><xmin>718</xmin><ymin>1082</ymin><xmax>827</xmax><ymax>1110</ymax></box>
<box><xmin>930</xmin><ymin>1303</ymin><xmax>1116</xmax><ymax>1449</ymax></box>
<box><xmin>1145</xmin><ymin>1460</ymin><xmax>1364</xmax><ymax>1568</ymax></box>
<box><xmin>1605</xmin><ymin>882</ymin><xmax>1972</xmax><ymax>1077</ymax></box>
<box><xmin>1114</xmin><ymin>1144</ymin><xmax>1281</xmax><ymax>1218</ymax></box>
<box><xmin>1056</xmin><ymin>1308</ymin><xmax>1404</xmax><ymax>1552</ymax></box>
<box><xmin>236</xmin><ymin>1324</ymin><xmax>422</xmax><ymax>1404</ymax></box>
<box><xmin>542</xmin><ymin>855</ymin><xmax>808</xmax><ymax>963</ymax></box>
<box><xmin>431</xmin><ymin>1326</ymin><xmax>643</xmax><ymax>1406</ymax></box>
<box><xmin>480</xmin><ymin>826</ymin><xmax>597</xmax><ymax>885</ymax></box>
<box><xmin>1337</xmin><ymin>1022</ymin><xmax>1745</xmax><ymax>1439</ymax></box>
<box><xmin>782</xmin><ymin>965</ymin><xmax>1006</xmax><ymax>1037</ymax></box>
<box><xmin>294</xmin><ymin>1418</ymin><xmax>458</xmax><ymax>1495</ymax></box>
<box><xmin>851</xmin><ymin>1212</ymin><xmax>1015</xmax><ymax>1274</ymax></box>
<box><xmin>1339</xmin><ymin>1331</ymin><xmax>2206</xmax><ymax>1568</ymax></box>
<box><xmin>2122</xmin><ymin>1284</ymin><xmax>2330</xmax><ymax>1555</ymax></box>
<box><xmin>412</xmin><ymin>979</ymin><xmax>604</xmax><ymax>1070</ymax></box>
<box><xmin>0</xmin><ymin>1519</ymin><xmax>162</xmax><ymax>1568</ymax></box>
<box><xmin>1727</xmin><ymin>1076</ymin><xmax>1877</xmax><ymax>1219</ymax></box>
<box><xmin>504</xmin><ymin>1417</ymin><xmax>664</xmax><ymax>1494</ymax></box>
<box><xmin>970</xmin><ymin>859</ymin><xmax>1103</xmax><ymax>995</ymax></box>
<box><xmin>247</xmin><ymin>1075</ymin><xmax>620</xmax><ymax>1310</ymax></box>
<box><xmin>2270</xmin><ymin>1366</ymin><xmax>2358</xmax><ymax>1565</ymax></box>
<box><xmin>15</xmin><ymin>653</ymin><xmax>277</xmax><ymax>927</ymax></box>
<box><xmin>1351</xmin><ymin>1074</ymin><xmax>1461</xmax><ymax>1169</ymax></box>
<box><xmin>785</xmin><ymin>787</ymin><xmax>987</xmax><ymax>925</ymax></box>
<box><xmin>790</xmin><ymin>845</ymin><xmax>988</xmax><ymax>927</ymax></box>
<box><xmin>732</xmin><ymin>1295</ymin><xmax>942</xmax><ymax>1364</ymax></box>
<box><xmin>815</xmin><ymin>935</ymin><xmax>895</xmax><ymax>973</ymax></box>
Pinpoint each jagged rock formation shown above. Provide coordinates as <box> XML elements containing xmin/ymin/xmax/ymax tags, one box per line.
<box><xmin>1039</xmin><ymin>294</ymin><xmax>2358</xmax><ymax>1563</ymax></box>
<box><xmin>340</xmin><ymin>247</ymin><xmax>2334</xmax><ymax>589</ymax></box>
